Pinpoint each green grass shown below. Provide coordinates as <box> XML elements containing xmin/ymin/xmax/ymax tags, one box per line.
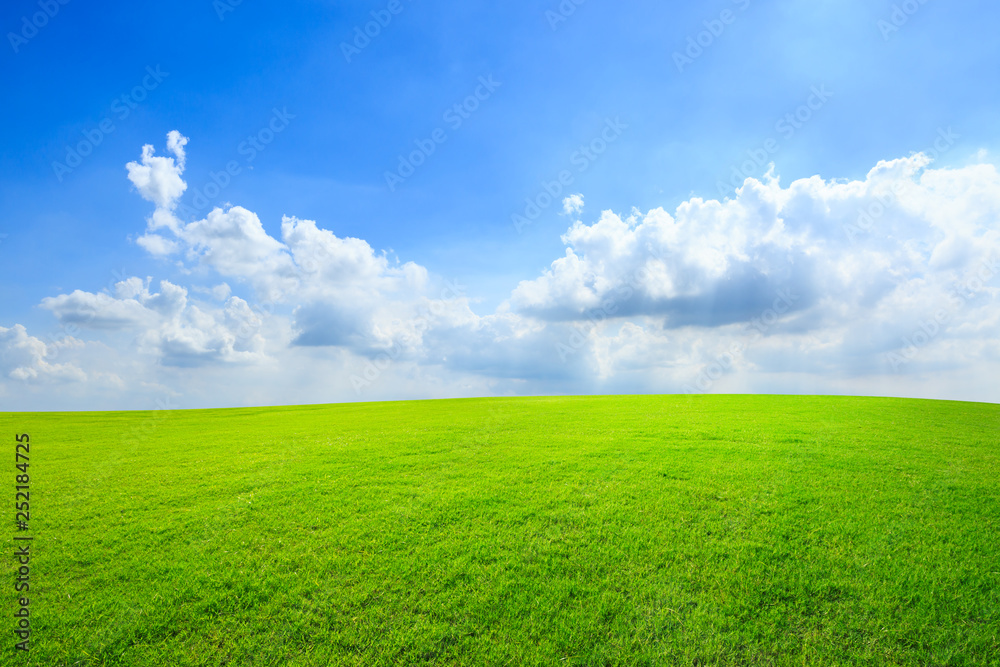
<box><xmin>2</xmin><ymin>394</ymin><xmax>999</xmax><ymax>666</ymax></box>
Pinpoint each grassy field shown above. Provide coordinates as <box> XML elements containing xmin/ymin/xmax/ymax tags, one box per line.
<box><xmin>2</xmin><ymin>394</ymin><xmax>999</xmax><ymax>666</ymax></box>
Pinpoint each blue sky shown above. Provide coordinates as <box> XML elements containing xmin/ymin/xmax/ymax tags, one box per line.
<box><xmin>2</xmin><ymin>0</ymin><xmax>999</xmax><ymax>410</ymax></box>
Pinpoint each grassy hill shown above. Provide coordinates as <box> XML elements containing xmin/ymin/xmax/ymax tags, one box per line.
<box><xmin>3</xmin><ymin>395</ymin><xmax>999</xmax><ymax>665</ymax></box>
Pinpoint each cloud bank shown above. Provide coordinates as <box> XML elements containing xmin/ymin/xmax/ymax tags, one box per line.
<box><xmin>2</xmin><ymin>132</ymin><xmax>997</xmax><ymax>409</ymax></box>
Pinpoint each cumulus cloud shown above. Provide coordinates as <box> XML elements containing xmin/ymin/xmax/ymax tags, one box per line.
<box><xmin>20</xmin><ymin>133</ymin><xmax>998</xmax><ymax>408</ymax></box>
<box><xmin>510</xmin><ymin>155</ymin><xmax>999</xmax><ymax>339</ymax></box>
<box><xmin>41</xmin><ymin>278</ymin><xmax>267</xmax><ymax>367</ymax></box>
<box><xmin>505</xmin><ymin>154</ymin><xmax>999</xmax><ymax>394</ymax></box>
<box><xmin>131</xmin><ymin>138</ymin><xmax>1000</xmax><ymax>396</ymax></box>
<box><xmin>193</xmin><ymin>283</ymin><xmax>233</xmax><ymax>302</ymax></box>
<box><xmin>126</xmin><ymin>130</ymin><xmax>188</xmax><ymax>214</ymax></box>
<box><xmin>40</xmin><ymin>288</ymin><xmax>156</xmax><ymax>330</ymax></box>
<box><xmin>122</xmin><ymin>135</ymin><xmax>451</xmax><ymax>358</ymax></box>
<box><xmin>0</xmin><ymin>324</ymin><xmax>87</xmax><ymax>382</ymax></box>
<box><xmin>179</xmin><ymin>206</ymin><xmax>300</xmax><ymax>299</ymax></box>
<box><xmin>509</xmin><ymin>199</ymin><xmax>818</xmax><ymax>327</ymax></box>
<box><xmin>562</xmin><ymin>193</ymin><xmax>585</xmax><ymax>216</ymax></box>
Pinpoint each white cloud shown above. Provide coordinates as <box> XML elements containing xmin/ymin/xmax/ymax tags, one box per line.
<box><xmin>179</xmin><ymin>206</ymin><xmax>300</xmax><ymax>300</ymax></box>
<box><xmin>136</xmin><ymin>233</ymin><xmax>179</xmax><ymax>256</ymax></box>
<box><xmin>509</xmin><ymin>156</ymin><xmax>1000</xmax><ymax>344</ymax></box>
<box><xmin>0</xmin><ymin>324</ymin><xmax>87</xmax><ymax>382</ymax></box>
<box><xmin>562</xmin><ymin>193</ymin><xmax>584</xmax><ymax>215</ymax></box>
<box><xmin>193</xmin><ymin>283</ymin><xmax>233</xmax><ymax>302</ymax></box>
<box><xmin>120</xmin><ymin>136</ymin><xmax>451</xmax><ymax>357</ymax></box>
<box><xmin>41</xmin><ymin>287</ymin><xmax>155</xmax><ymax>330</ymax></box>
<box><xmin>41</xmin><ymin>278</ymin><xmax>268</xmax><ymax>368</ymax></box>
<box><xmin>14</xmin><ymin>135</ymin><xmax>999</xmax><ymax>409</ymax></box>
<box><xmin>500</xmin><ymin>154</ymin><xmax>1000</xmax><ymax>396</ymax></box>
<box><xmin>126</xmin><ymin>130</ymin><xmax>188</xmax><ymax>214</ymax></box>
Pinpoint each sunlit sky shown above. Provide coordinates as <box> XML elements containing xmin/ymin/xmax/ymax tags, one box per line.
<box><xmin>1</xmin><ymin>0</ymin><xmax>999</xmax><ymax>410</ymax></box>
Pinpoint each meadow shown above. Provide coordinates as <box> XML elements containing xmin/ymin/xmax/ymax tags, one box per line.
<box><xmin>2</xmin><ymin>394</ymin><xmax>998</xmax><ymax>666</ymax></box>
